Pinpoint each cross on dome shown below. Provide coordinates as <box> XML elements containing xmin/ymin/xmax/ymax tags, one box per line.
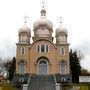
<box><xmin>41</xmin><ymin>0</ymin><xmax>46</xmax><ymax>9</ymax></box>
<box><xmin>24</xmin><ymin>16</ymin><xmax>28</xmax><ymax>23</ymax></box>
<box><xmin>56</xmin><ymin>17</ymin><xmax>67</xmax><ymax>35</ymax></box>
<box><xmin>40</xmin><ymin>0</ymin><xmax>47</xmax><ymax>19</ymax></box>
<box><xmin>59</xmin><ymin>17</ymin><xmax>63</xmax><ymax>24</ymax></box>
<box><xmin>33</xmin><ymin>0</ymin><xmax>53</xmax><ymax>29</ymax></box>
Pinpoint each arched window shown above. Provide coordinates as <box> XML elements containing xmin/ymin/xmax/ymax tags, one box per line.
<box><xmin>19</xmin><ymin>60</ymin><xmax>26</xmax><ymax>74</ymax></box>
<box><xmin>41</xmin><ymin>44</ymin><xmax>45</xmax><ymax>52</ymax></box>
<box><xmin>60</xmin><ymin>61</ymin><xmax>66</xmax><ymax>75</ymax></box>
<box><xmin>38</xmin><ymin>59</ymin><xmax>48</xmax><ymax>75</ymax></box>
<box><xmin>46</xmin><ymin>45</ymin><xmax>48</xmax><ymax>52</ymax></box>
<box><xmin>21</xmin><ymin>47</ymin><xmax>26</xmax><ymax>55</ymax></box>
<box><xmin>60</xmin><ymin>46</ymin><xmax>65</xmax><ymax>55</ymax></box>
<box><xmin>37</xmin><ymin>44</ymin><xmax>49</xmax><ymax>52</ymax></box>
<box><xmin>37</xmin><ymin>45</ymin><xmax>40</xmax><ymax>52</ymax></box>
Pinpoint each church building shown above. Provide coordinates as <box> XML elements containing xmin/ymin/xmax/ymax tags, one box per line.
<box><xmin>16</xmin><ymin>6</ymin><xmax>70</xmax><ymax>76</ymax></box>
<box><xmin>13</xmin><ymin>4</ymin><xmax>71</xmax><ymax>89</ymax></box>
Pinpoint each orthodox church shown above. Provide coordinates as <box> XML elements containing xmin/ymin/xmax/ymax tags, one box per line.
<box><xmin>14</xmin><ymin>3</ymin><xmax>71</xmax><ymax>90</ymax></box>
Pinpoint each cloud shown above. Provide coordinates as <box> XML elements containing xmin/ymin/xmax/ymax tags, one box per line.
<box><xmin>75</xmin><ymin>40</ymin><xmax>90</xmax><ymax>71</ymax></box>
<box><xmin>0</xmin><ymin>38</ymin><xmax>15</xmax><ymax>59</ymax></box>
<box><xmin>76</xmin><ymin>40</ymin><xmax>90</xmax><ymax>55</ymax></box>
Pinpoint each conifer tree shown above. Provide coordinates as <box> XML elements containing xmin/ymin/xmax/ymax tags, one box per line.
<box><xmin>8</xmin><ymin>57</ymin><xmax>16</xmax><ymax>81</ymax></box>
<box><xmin>4</xmin><ymin>57</ymin><xmax>16</xmax><ymax>82</ymax></box>
<box><xmin>69</xmin><ymin>50</ymin><xmax>81</xmax><ymax>83</ymax></box>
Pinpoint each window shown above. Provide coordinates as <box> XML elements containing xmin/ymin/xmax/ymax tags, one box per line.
<box><xmin>21</xmin><ymin>47</ymin><xmax>26</xmax><ymax>55</ymax></box>
<box><xmin>41</xmin><ymin>44</ymin><xmax>45</xmax><ymax>52</ymax></box>
<box><xmin>19</xmin><ymin>62</ymin><xmax>25</xmax><ymax>74</ymax></box>
<box><xmin>37</xmin><ymin>44</ymin><xmax>49</xmax><ymax>52</ymax></box>
<box><xmin>37</xmin><ymin>45</ymin><xmax>40</xmax><ymax>52</ymax></box>
<box><xmin>60</xmin><ymin>46</ymin><xmax>65</xmax><ymax>55</ymax></box>
<box><xmin>60</xmin><ymin>61</ymin><xmax>66</xmax><ymax>75</ymax></box>
<box><xmin>46</xmin><ymin>45</ymin><xmax>48</xmax><ymax>52</ymax></box>
<box><xmin>18</xmin><ymin>60</ymin><xmax>27</xmax><ymax>74</ymax></box>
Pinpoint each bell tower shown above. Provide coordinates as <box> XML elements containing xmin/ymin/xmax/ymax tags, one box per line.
<box><xmin>55</xmin><ymin>19</ymin><xmax>70</xmax><ymax>75</ymax></box>
<box><xmin>16</xmin><ymin>20</ymin><xmax>31</xmax><ymax>73</ymax></box>
<box><xmin>18</xmin><ymin>17</ymin><xmax>31</xmax><ymax>44</ymax></box>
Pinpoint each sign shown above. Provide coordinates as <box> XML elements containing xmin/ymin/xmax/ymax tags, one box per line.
<box><xmin>79</xmin><ymin>76</ymin><xmax>90</xmax><ymax>82</ymax></box>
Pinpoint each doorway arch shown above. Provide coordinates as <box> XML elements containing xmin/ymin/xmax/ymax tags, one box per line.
<box><xmin>37</xmin><ymin>57</ymin><xmax>49</xmax><ymax>75</ymax></box>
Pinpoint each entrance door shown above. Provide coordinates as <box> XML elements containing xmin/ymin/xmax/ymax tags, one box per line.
<box><xmin>38</xmin><ymin>59</ymin><xmax>48</xmax><ymax>75</ymax></box>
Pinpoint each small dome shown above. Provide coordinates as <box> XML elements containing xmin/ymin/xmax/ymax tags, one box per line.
<box><xmin>56</xmin><ymin>25</ymin><xmax>67</xmax><ymax>35</ymax></box>
<box><xmin>33</xmin><ymin>8</ymin><xmax>53</xmax><ymax>29</ymax></box>
<box><xmin>19</xmin><ymin>24</ymin><xmax>31</xmax><ymax>34</ymax></box>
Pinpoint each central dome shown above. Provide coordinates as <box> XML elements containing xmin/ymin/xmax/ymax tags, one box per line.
<box><xmin>33</xmin><ymin>8</ymin><xmax>53</xmax><ymax>29</ymax></box>
<box><xmin>33</xmin><ymin>19</ymin><xmax>53</xmax><ymax>29</ymax></box>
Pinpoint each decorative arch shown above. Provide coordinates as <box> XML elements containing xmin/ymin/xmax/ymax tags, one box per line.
<box><xmin>36</xmin><ymin>56</ymin><xmax>51</xmax><ymax>65</ymax></box>
<box><xmin>36</xmin><ymin>56</ymin><xmax>50</xmax><ymax>75</ymax></box>
<box><xmin>29</xmin><ymin>39</ymin><xmax>57</xmax><ymax>50</ymax></box>
<box><xmin>18</xmin><ymin>59</ymin><xmax>27</xmax><ymax>64</ymax></box>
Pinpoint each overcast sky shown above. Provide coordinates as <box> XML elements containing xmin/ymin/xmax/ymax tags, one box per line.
<box><xmin>0</xmin><ymin>0</ymin><xmax>90</xmax><ymax>71</ymax></box>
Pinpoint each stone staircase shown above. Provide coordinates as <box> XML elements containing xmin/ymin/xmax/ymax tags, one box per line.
<box><xmin>28</xmin><ymin>74</ymin><xmax>56</xmax><ymax>90</ymax></box>
<box><xmin>12</xmin><ymin>73</ymin><xmax>72</xmax><ymax>90</ymax></box>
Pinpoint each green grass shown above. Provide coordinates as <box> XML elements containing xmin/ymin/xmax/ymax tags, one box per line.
<box><xmin>0</xmin><ymin>83</ymin><xmax>21</xmax><ymax>90</ymax></box>
<box><xmin>80</xmin><ymin>85</ymin><xmax>89</xmax><ymax>90</ymax></box>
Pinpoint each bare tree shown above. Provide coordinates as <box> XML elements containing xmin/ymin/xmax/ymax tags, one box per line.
<box><xmin>0</xmin><ymin>58</ymin><xmax>5</xmax><ymax>75</ymax></box>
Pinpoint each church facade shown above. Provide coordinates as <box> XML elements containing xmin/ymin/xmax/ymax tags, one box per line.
<box><xmin>16</xmin><ymin>7</ymin><xmax>70</xmax><ymax>76</ymax></box>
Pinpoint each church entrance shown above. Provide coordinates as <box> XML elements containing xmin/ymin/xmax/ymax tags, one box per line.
<box><xmin>37</xmin><ymin>59</ymin><xmax>48</xmax><ymax>75</ymax></box>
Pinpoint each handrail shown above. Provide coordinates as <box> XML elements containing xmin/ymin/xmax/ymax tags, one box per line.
<box><xmin>27</xmin><ymin>74</ymin><xmax>31</xmax><ymax>85</ymax></box>
<box><xmin>53</xmin><ymin>74</ymin><xmax>57</xmax><ymax>83</ymax></box>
